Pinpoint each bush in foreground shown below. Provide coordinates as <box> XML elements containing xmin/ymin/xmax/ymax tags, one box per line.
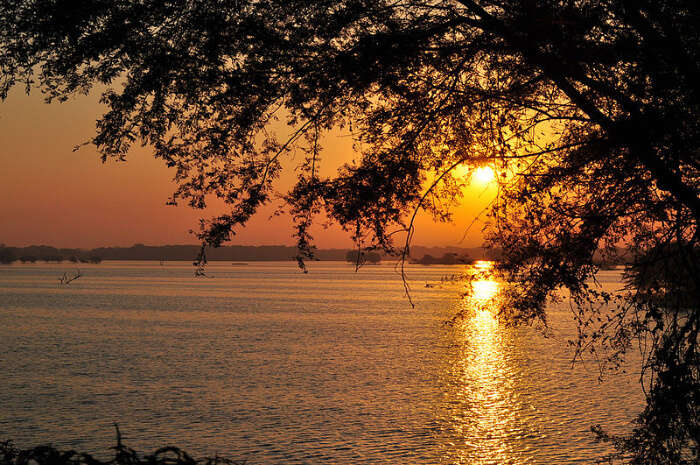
<box><xmin>0</xmin><ymin>430</ymin><xmax>245</xmax><ymax>465</ymax></box>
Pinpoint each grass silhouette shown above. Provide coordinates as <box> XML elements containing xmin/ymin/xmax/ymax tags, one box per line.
<box><xmin>1</xmin><ymin>427</ymin><xmax>246</xmax><ymax>465</ymax></box>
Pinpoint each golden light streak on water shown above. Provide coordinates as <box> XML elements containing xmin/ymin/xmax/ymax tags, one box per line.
<box><xmin>440</xmin><ymin>260</ymin><xmax>532</xmax><ymax>464</ymax></box>
<box><xmin>471</xmin><ymin>280</ymin><xmax>499</xmax><ymax>303</ymax></box>
<box><xmin>473</xmin><ymin>259</ymin><xmax>493</xmax><ymax>272</ymax></box>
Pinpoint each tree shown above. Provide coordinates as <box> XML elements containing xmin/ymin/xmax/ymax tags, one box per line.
<box><xmin>345</xmin><ymin>249</ymin><xmax>381</xmax><ymax>266</ymax></box>
<box><xmin>412</xmin><ymin>253</ymin><xmax>471</xmax><ymax>265</ymax></box>
<box><xmin>1</xmin><ymin>1</ymin><xmax>698</xmax><ymax>462</ymax></box>
<box><xmin>0</xmin><ymin>246</ymin><xmax>16</xmax><ymax>264</ymax></box>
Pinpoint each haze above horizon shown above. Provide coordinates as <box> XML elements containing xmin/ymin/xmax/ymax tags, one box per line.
<box><xmin>1</xmin><ymin>90</ymin><xmax>494</xmax><ymax>249</ymax></box>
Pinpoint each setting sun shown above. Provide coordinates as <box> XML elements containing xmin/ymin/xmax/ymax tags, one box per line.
<box><xmin>473</xmin><ymin>166</ymin><xmax>495</xmax><ymax>185</ymax></box>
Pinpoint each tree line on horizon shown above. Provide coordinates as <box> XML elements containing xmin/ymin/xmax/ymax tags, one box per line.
<box><xmin>0</xmin><ymin>245</ymin><xmax>102</xmax><ymax>265</ymax></box>
<box><xmin>0</xmin><ymin>243</ymin><xmax>503</xmax><ymax>264</ymax></box>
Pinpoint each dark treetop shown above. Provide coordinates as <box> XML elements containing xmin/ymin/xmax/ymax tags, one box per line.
<box><xmin>2</xmin><ymin>1</ymin><xmax>699</xmax><ymax>463</ymax></box>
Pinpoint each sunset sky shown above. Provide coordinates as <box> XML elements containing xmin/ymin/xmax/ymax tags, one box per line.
<box><xmin>0</xmin><ymin>88</ymin><xmax>494</xmax><ymax>249</ymax></box>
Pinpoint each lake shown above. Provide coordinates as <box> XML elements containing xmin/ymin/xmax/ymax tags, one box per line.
<box><xmin>0</xmin><ymin>261</ymin><xmax>643</xmax><ymax>464</ymax></box>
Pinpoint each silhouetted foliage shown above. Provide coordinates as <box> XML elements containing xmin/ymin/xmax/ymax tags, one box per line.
<box><xmin>0</xmin><ymin>247</ymin><xmax>16</xmax><ymax>264</ymax></box>
<box><xmin>2</xmin><ymin>1</ymin><xmax>699</xmax><ymax>462</ymax></box>
<box><xmin>626</xmin><ymin>242</ymin><xmax>699</xmax><ymax>307</ymax></box>
<box><xmin>2</xmin><ymin>247</ymin><xmax>104</xmax><ymax>263</ymax></box>
<box><xmin>345</xmin><ymin>249</ymin><xmax>381</xmax><ymax>266</ymax></box>
<box><xmin>0</xmin><ymin>431</ymin><xmax>245</xmax><ymax>465</ymax></box>
<box><xmin>412</xmin><ymin>253</ymin><xmax>471</xmax><ymax>265</ymax></box>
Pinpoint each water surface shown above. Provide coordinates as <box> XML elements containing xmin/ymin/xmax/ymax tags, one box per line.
<box><xmin>0</xmin><ymin>261</ymin><xmax>642</xmax><ymax>464</ymax></box>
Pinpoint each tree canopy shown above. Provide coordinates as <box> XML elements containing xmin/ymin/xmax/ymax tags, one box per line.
<box><xmin>1</xmin><ymin>1</ymin><xmax>699</xmax><ymax>463</ymax></box>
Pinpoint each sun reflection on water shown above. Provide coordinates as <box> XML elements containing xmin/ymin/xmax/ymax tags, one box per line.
<box><xmin>471</xmin><ymin>279</ymin><xmax>499</xmax><ymax>303</ymax></box>
<box><xmin>472</xmin><ymin>259</ymin><xmax>493</xmax><ymax>271</ymax></box>
<box><xmin>438</xmin><ymin>260</ymin><xmax>534</xmax><ymax>464</ymax></box>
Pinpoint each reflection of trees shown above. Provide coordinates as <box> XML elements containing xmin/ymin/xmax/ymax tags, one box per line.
<box><xmin>2</xmin><ymin>1</ymin><xmax>699</xmax><ymax>461</ymax></box>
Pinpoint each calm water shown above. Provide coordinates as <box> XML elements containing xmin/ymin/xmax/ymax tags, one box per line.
<box><xmin>0</xmin><ymin>261</ymin><xmax>643</xmax><ymax>464</ymax></box>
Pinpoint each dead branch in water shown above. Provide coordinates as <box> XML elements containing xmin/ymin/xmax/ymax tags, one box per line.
<box><xmin>59</xmin><ymin>269</ymin><xmax>82</xmax><ymax>285</ymax></box>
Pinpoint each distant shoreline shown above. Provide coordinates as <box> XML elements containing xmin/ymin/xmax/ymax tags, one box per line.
<box><xmin>0</xmin><ymin>244</ymin><xmax>495</xmax><ymax>264</ymax></box>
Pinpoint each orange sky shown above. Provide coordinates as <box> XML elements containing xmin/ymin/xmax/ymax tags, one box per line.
<box><xmin>0</xmin><ymin>88</ymin><xmax>494</xmax><ymax>249</ymax></box>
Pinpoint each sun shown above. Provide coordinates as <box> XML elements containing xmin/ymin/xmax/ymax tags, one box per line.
<box><xmin>473</xmin><ymin>166</ymin><xmax>495</xmax><ymax>185</ymax></box>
